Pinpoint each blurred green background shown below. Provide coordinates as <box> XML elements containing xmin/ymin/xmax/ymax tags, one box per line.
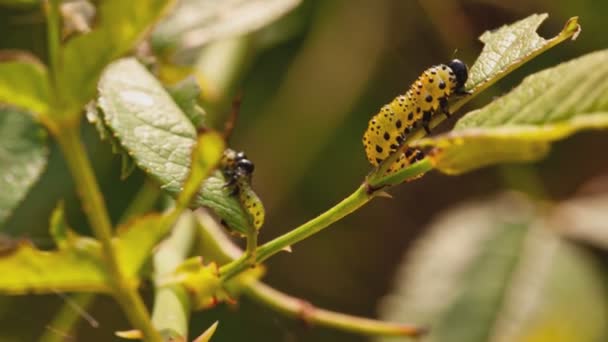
<box><xmin>1</xmin><ymin>0</ymin><xmax>607</xmax><ymax>341</ymax></box>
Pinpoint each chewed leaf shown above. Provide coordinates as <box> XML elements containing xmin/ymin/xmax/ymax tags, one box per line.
<box><xmin>430</xmin><ymin>14</ymin><xmax>579</xmax><ymax>130</ymax></box>
<box><xmin>415</xmin><ymin>50</ymin><xmax>608</xmax><ymax>175</ymax></box>
<box><xmin>0</xmin><ymin>107</ymin><xmax>48</xmax><ymax>227</ymax></box>
<box><xmin>98</xmin><ymin>58</ymin><xmax>252</xmax><ymax>234</ymax></box>
<box><xmin>467</xmin><ymin>14</ymin><xmax>579</xmax><ymax>90</ymax></box>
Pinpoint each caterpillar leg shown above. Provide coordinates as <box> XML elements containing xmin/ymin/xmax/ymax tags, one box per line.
<box><xmin>385</xmin><ymin>147</ymin><xmax>426</xmax><ymax>174</ymax></box>
<box><xmin>455</xmin><ymin>87</ymin><xmax>473</xmax><ymax>96</ymax></box>
<box><xmin>440</xmin><ymin>97</ymin><xmax>450</xmax><ymax>118</ymax></box>
<box><xmin>421</xmin><ymin>111</ymin><xmax>432</xmax><ymax>134</ymax></box>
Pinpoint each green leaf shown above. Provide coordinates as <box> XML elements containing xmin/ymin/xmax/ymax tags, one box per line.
<box><xmin>167</xmin><ymin>77</ymin><xmax>207</xmax><ymax>129</ymax></box>
<box><xmin>114</xmin><ymin>214</ymin><xmax>167</xmax><ymax>277</ymax></box>
<box><xmin>98</xmin><ymin>58</ymin><xmax>252</xmax><ymax>234</ymax></box>
<box><xmin>56</xmin><ymin>0</ymin><xmax>174</xmax><ymax>116</ymax></box>
<box><xmin>465</xmin><ymin>14</ymin><xmax>579</xmax><ymax>92</ymax></box>
<box><xmin>377</xmin><ymin>193</ymin><xmax>608</xmax><ymax>342</ymax></box>
<box><xmin>85</xmin><ymin>102</ymin><xmax>137</xmax><ymax>180</ymax></box>
<box><xmin>0</xmin><ymin>210</ymin><xmax>183</xmax><ymax>294</ymax></box>
<box><xmin>0</xmin><ymin>107</ymin><xmax>48</xmax><ymax>226</ymax></box>
<box><xmin>0</xmin><ymin>55</ymin><xmax>50</xmax><ymax>116</ymax></box>
<box><xmin>152</xmin><ymin>0</ymin><xmax>302</xmax><ymax>57</ymax></box>
<box><xmin>416</xmin><ymin>50</ymin><xmax>608</xmax><ymax>174</ymax></box>
<box><xmin>0</xmin><ymin>205</ymin><xmax>109</xmax><ymax>294</ymax></box>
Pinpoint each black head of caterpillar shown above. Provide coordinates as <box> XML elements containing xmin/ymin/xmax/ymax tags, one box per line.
<box><xmin>362</xmin><ymin>59</ymin><xmax>469</xmax><ymax>173</ymax></box>
<box><xmin>447</xmin><ymin>59</ymin><xmax>469</xmax><ymax>94</ymax></box>
<box><xmin>221</xmin><ymin>149</ymin><xmax>265</xmax><ymax>229</ymax></box>
<box><xmin>222</xmin><ymin>150</ymin><xmax>254</xmax><ymax>188</ymax></box>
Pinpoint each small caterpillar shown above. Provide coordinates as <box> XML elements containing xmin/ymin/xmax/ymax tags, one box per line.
<box><xmin>363</xmin><ymin>59</ymin><xmax>469</xmax><ymax>172</ymax></box>
<box><xmin>221</xmin><ymin>149</ymin><xmax>265</xmax><ymax>230</ymax></box>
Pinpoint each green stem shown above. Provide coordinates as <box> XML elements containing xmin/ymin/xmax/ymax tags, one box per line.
<box><xmin>245</xmin><ymin>230</ymin><xmax>258</xmax><ymax>266</ymax></box>
<box><xmin>40</xmin><ymin>293</ymin><xmax>97</xmax><ymax>342</ymax></box>
<box><xmin>220</xmin><ymin>185</ymin><xmax>371</xmax><ymax>281</ymax></box>
<box><xmin>46</xmin><ymin>0</ymin><xmax>60</xmax><ymax>90</ymax></box>
<box><xmin>151</xmin><ymin>213</ymin><xmax>196</xmax><ymax>340</ymax></box>
<box><xmin>56</xmin><ymin>126</ymin><xmax>161</xmax><ymax>342</ymax></box>
<box><xmin>195</xmin><ymin>210</ymin><xmax>426</xmax><ymax>338</ymax></box>
<box><xmin>40</xmin><ymin>177</ymin><xmax>163</xmax><ymax>341</ymax></box>
<box><xmin>245</xmin><ymin>282</ymin><xmax>426</xmax><ymax>338</ymax></box>
<box><xmin>368</xmin><ymin>157</ymin><xmax>434</xmax><ymax>189</ymax></box>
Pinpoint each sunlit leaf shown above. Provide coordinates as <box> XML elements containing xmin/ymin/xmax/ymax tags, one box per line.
<box><xmin>98</xmin><ymin>58</ymin><xmax>252</xmax><ymax>234</ymax></box>
<box><xmin>0</xmin><ymin>54</ymin><xmax>50</xmax><ymax>116</ymax></box>
<box><xmin>465</xmin><ymin>14</ymin><xmax>579</xmax><ymax>92</ymax></box>
<box><xmin>114</xmin><ymin>214</ymin><xmax>166</xmax><ymax>277</ymax></box>
<box><xmin>0</xmin><ymin>205</ymin><xmax>109</xmax><ymax>294</ymax></box>
<box><xmin>0</xmin><ymin>210</ymin><xmax>179</xmax><ymax>294</ymax></box>
<box><xmin>56</xmin><ymin>0</ymin><xmax>174</xmax><ymax>116</ymax></box>
<box><xmin>0</xmin><ymin>107</ymin><xmax>48</xmax><ymax>226</ymax></box>
<box><xmin>416</xmin><ymin>50</ymin><xmax>608</xmax><ymax>174</ymax></box>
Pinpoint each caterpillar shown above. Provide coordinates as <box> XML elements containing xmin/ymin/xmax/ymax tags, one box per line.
<box><xmin>221</xmin><ymin>149</ymin><xmax>265</xmax><ymax>230</ymax></box>
<box><xmin>363</xmin><ymin>59</ymin><xmax>469</xmax><ymax>172</ymax></box>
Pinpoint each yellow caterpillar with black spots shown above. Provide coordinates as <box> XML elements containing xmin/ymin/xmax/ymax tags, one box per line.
<box><xmin>221</xmin><ymin>149</ymin><xmax>265</xmax><ymax>230</ymax></box>
<box><xmin>363</xmin><ymin>59</ymin><xmax>469</xmax><ymax>172</ymax></box>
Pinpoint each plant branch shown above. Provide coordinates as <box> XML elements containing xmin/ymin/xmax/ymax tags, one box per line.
<box><xmin>151</xmin><ymin>213</ymin><xmax>196</xmax><ymax>340</ymax></box>
<box><xmin>245</xmin><ymin>282</ymin><xmax>426</xmax><ymax>338</ymax></box>
<box><xmin>219</xmin><ymin>156</ymin><xmax>431</xmax><ymax>282</ymax></box>
<box><xmin>56</xmin><ymin>126</ymin><xmax>161</xmax><ymax>342</ymax></box>
<box><xmin>195</xmin><ymin>210</ymin><xmax>426</xmax><ymax>338</ymax></box>
<box><xmin>41</xmin><ymin>177</ymin><xmax>163</xmax><ymax>341</ymax></box>
<box><xmin>45</xmin><ymin>0</ymin><xmax>61</xmax><ymax>91</ymax></box>
<box><xmin>220</xmin><ymin>185</ymin><xmax>371</xmax><ymax>281</ymax></box>
<box><xmin>40</xmin><ymin>293</ymin><xmax>97</xmax><ymax>342</ymax></box>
